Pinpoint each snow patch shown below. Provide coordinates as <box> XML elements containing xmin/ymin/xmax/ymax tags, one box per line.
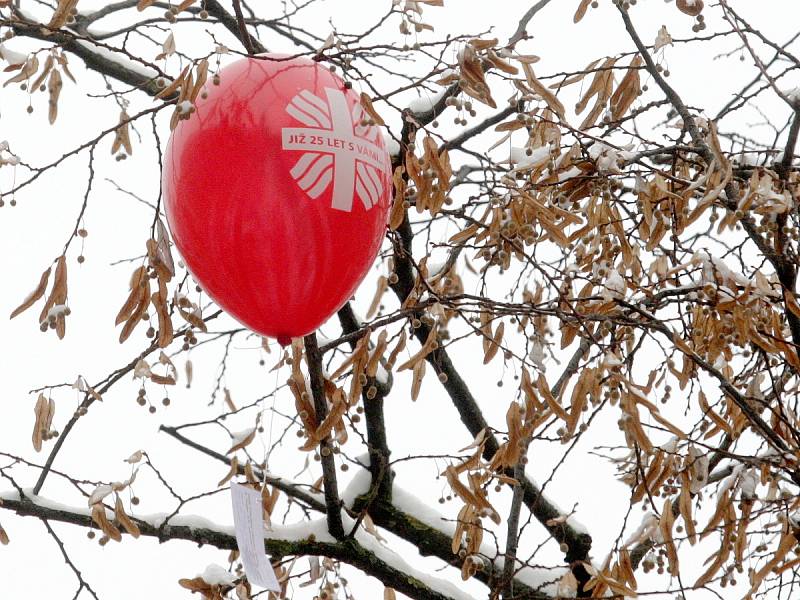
<box><xmin>74</xmin><ymin>40</ymin><xmax>159</xmax><ymax>81</ymax></box>
<box><xmin>200</xmin><ymin>564</ymin><xmax>237</xmax><ymax>586</ymax></box>
<box><xmin>407</xmin><ymin>89</ymin><xmax>447</xmax><ymax>115</ymax></box>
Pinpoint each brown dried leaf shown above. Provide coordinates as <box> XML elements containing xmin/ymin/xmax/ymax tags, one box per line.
<box><xmin>10</xmin><ymin>267</ymin><xmax>51</xmax><ymax>319</ymax></box>
<box><xmin>575</xmin><ymin>57</ymin><xmax>616</xmax><ymax>115</ymax></box>
<box><xmin>411</xmin><ymin>359</ymin><xmax>426</xmax><ymax>401</ymax></box>
<box><xmin>218</xmin><ymin>456</ymin><xmax>239</xmax><ymax>487</ymax></box>
<box><xmin>47</xmin><ymin>0</ymin><xmax>79</xmax><ymax>29</ymax></box>
<box><xmin>0</xmin><ymin>523</ymin><xmax>8</xmax><ymax>545</ymax></box>
<box><xmin>4</xmin><ymin>55</ymin><xmax>38</xmax><ymax>87</ymax></box>
<box><xmin>137</xmin><ymin>0</ymin><xmax>156</xmax><ymax>9</ymax></box>
<box><xmin>458</xmin><ymin>44</ymin><xmax>496</xmax><ymax>108</ymax></box>
<box><xmin>609</xmin><ymin>56</ymin><xmax>642</xmax><ymax>121</ymax></box>
<box><xmin>150</xmin><ymin>373</ymin><xmax>176</xmax><ymax>386</ymax></box>
<box><xmin>111</xmin><ymin>110</ymin><xmax>133</xmax><ymax>155</ymax></box>
<box><xmin>47</xmin><ymin>69</ymin><xmax>62</xmax><ymax>124</ymax></box>
<box><xmin>359</xmin><ymin>92</ymin><xmax>385</xmax><ymax>126</ymax></box>
<box><xmin>679</xmin><ymin>475</ymin><xmax>696</xmax><ymax>545</ymax></box>
<box><xmin>389</xmin><ymin>166</ymin><xmax>407</xmax><ymax>231</ymax></box>
<box><xmin>747</xmin><ymin>531</ymin><xmax>795</xmax><ymax>595</ymax></box>
<box><xmin>190</xmin><ymin>59</ymin><xmax>208</xmax><ymax>101</ymax></box>
<box><xmin>227</xmin><ymin>428</ymin><xmax>257</xmax><ymax>454</ymax></box>
<box><xmin>178</xmin><ymin>304</ymin><xmax>208</xmax><ymax>333</ymax></box>
<box><xmin>151</xmin><ymin>290</ymin><xmax>173</xmax><ymax>348</ymax></box>
<box><xmin>156</xmin><ymin>33</ymin><xmax>176</xmax><ymax>61</ymax></box>
<box><xmin>54</xmin><ymin>53</ymin><xmax>75</xmax><ymax>83</ymax></box>
<box><xmin>574</xmin><ymin>0</ymin><xmax>592</xmax><ymax>23</ymax></box>
<box><xmin>31</xmin><ymin>54</ymin><xmax>54</xmax><ymax>90</ymax></box>
<box><xmin>386</xmin><ymin>330</ymin><xmax>407</xmax><ymax>370</ymax></box>
<box><xmin>224</xmin><ymin>388</ymin><xmax>236</xmax><ymax>412</ymax></box>
<box><xmin>115</xmin><ymin>496</ymin><xmax>140</xmax><ymax>538</ymax></box>
<box><xmin>449</xmin><ymin>224</ymin><xmax>479</xmax><ymax>244</ymax></box>
<box><xmin>38</xmin><ymin>255</ymin><xmax>67</xmax><ymax>328</ymax></box>
<box><xmin>32</xmin><ymin>394</ymin><xmax>48</xmax><ymax>452</ymax></box>
<box><xmin>156</xmin><ymin>66</ymin><xmax>188</xmax><ymax>100</ymax></box>
<box><xmin>483</xmin><ymin>321</ymin><xmax>504</xmax><ymax>364</ymax></box>
<box><xmin>396</xmin><ymin>324</ymin><xmax>438</xmax><ymax>371</ymax></box>
<box><xmin>659</xmin><ymin>498</ymin><xmax>678</xmax><ymax>574</ymax></box>
<box><xmin>468</xmin><ymin>38</ymin><xmax>498</xmax><ymax>51</ymax></box>
<box><xmin>366</xmin><ymin>276</ymin><xmax>388</xmax><ymax>320</ymax></box>
<box><xmin>179</xmin><ymin>577</ymin><xmax>211</xmax><ymax>593</ymax></box>
<box><xmin>366</xmin><ymin>329</ymin><xmax>389</xmax><ymax>378</ymax></box>
<box><xmin>522</xmin><ymin>63</ymin><xmax>565</xmax><ymax>120</ymax></box>
<box><xmin>91</xmin><ymin>504</ymin><xmax>122</xmax><ymax>542</ymax></box>
<box><xmin>486</xmin><ymin>49</ymin><xmax>518</xmax><ymax>75</ymax></box>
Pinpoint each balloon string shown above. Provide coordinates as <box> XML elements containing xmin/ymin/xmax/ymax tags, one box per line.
<box><xmin>262</xmin><ymin>348</ymin><xmax>280</xmax><ymax>483</ymax></box>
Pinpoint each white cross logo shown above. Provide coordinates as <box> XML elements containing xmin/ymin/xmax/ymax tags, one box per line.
<box><xmin>281</xmin><ymin>87</ymin><xmax>388</xmax><ymax>212</ymax></box>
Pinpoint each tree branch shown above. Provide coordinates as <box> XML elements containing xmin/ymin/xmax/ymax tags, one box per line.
<box><xmin>231</xmin><ymin>0</ymin><xmax>255</xmax><ymax>55</ymax></box>
<box><xmin>159</xmin><ymin>425</ymin><xmax>327</xmax><ymax>512</ymax></box>
<box><xmin>205</xmin><ymin>0</ymin><xmax>266</xmax><ymax>55</ymax></box>
<box><xmin>337</xmin><ymin>304</ymin><xmax>393</xmax><ymax>502</ymax></box>
<box><xmin>508</xmin><ymin>0</ymin><xmax>555</xmax><ymax>47</ymax></box>
<box><xmin>0</xmin><ymin>493</ymin><xmax>464</xmax><ymax>600</ymax></box>
<box><xmin>304</xmin><ymin>334</ymin><xmax>345</xmax><ymax>539</ymax></box>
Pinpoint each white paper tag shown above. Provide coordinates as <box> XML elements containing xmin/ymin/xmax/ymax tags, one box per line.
<box><xmin>230</xmin><ymin>483</ymin><xmax>281</xmax><ymax>591</ymax></box>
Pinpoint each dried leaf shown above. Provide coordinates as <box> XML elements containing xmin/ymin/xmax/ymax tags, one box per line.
<box><xmin>654</xmin><ymin>25</ymin><xmax>672</xmax><ymax>52</ymax></box>
<box><xmin>178</xmin><ymin>304</ymin><xmax>208</xmax><ymax>333</ymax></box>
<box><xmin>366</xmin><ymin>276</ymin><xmax>388</xmax><ymax>320</ymax></box>
<box><xmin>111</xmin><ymin>110</ymin><xmax>133</xmax><ymax>155</ymax></box>
<box><xmin>522</xmin><ymin>63</ymin><xmax>565</xmax><ymax>120</ymax></box>
<box><xmin>156</xmin><ymin>33</ymin><xmax>176</xmax><ymax>61</ymax></box>
<box><xmin>47</xmin><ymin>69</ymin><xmax>62</xmax><ymax>124</ymax></box>
<box><xmin>125</xmin><ymin>450</ymin><xmax>143</xmax><ymax>464</ymax></box>
<box><xmin>190</xmin><ymin>59</ymin><xmax>208</xmax><ymax>101</ymax></box>
<box><xmin>31</xmin><ymin>54</ymin><xmax>54</xmax><ymax>90</ymax></box>
<box><xmin>359</xmin><ymin>93</ymin><xmax>385</xmax><ymax>126</ymax></box>
<box><xmin>574</xmin><ymin>0</ymin><xmax>592</xmax><ymax>23</ymax></box>
<box><xmin>179</xmin><ymin>577</ymin><xmax>211</xmax><ymax>593</ymax></box>
<box><xmin>32</xmin><ymin>394</ymin><xmax>49</xmax><ymax>452</ymax></box>
<box><xmin>47</xmin><ymin>0</ymin><xmax>79</xmax><ymax>30</ymax></box>
<box><xmin>4</xmin><ymin>55</ymin><xmax>38</xmax><ymax>87</ymax></box>
<box><xmin>218</xmin><ymin>456</ymin><xmax>239</xmax><ymax>487</ymax></box>
<box><xmin>151</xmin><ymin>290</ymin><xmax>173</xmax><ymax>348</ymax></box>
<box><xmin>91</xmin><ymin>504</ymin><xmax>122</xmax><ymax>542</ymax></box>
<box><xmin>227</xmin><ymin>427</ymin><xmax>256</xmax><ymax>454</ymax></box>
<box><xmin>609</xmin><ymin>56</ymin><xmax>642</xmax><ymax>121</ymax></box>
<box><xmin>224</xmin><ymin>388</ymin><xmax>236</xmax><ymax>412</ymax></box>
<box><xmin>389</xmin><ymin>166</ymin><xmax>407</xmax><ymax>231</ymax></box>
<box><xmin>114</xmin><ymin>267</ymin><xmax>147</xmax><ymax>325</ymax></box>
<box><xmin>411</xmin><ymin>359</ymin><xmax>426</xmax><ymax>401</ymax></box>
<box><xmin>483</xmin><ymin>321</ymin><xmax>504</xmax><ymax>364</ymax></box>
<box><xmin>115</xmin><ymin>496</ymin><xmax>140</xmax><ymax>538</ymax></box>
<box><xmin>10</xmin><ymin>267</ymin><xmax>51</xmax><ymax>319</ymax></box>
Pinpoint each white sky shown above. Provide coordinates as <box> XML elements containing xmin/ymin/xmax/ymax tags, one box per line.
<box><xmin>1</xmin><ymin>1</ymin><xmax>799</xmax><ymax>599</ymax></box>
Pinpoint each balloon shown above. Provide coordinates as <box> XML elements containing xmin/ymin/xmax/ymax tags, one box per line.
<box><xmin>163</xmin><ymin>56</ymin><xmax>393</xmax><ymax>345</ymax></box>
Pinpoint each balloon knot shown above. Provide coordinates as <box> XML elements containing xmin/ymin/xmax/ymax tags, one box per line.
<box><xmin>277</xmin><ymin>335</ymin><xmax>292</xmax><ymax>347</ymax></box>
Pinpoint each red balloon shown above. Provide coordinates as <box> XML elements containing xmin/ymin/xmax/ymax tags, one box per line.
<box><xmin>163</xmin><ymin>56</ymin><xmax>393</xmax><ymax>345</ymax></box>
